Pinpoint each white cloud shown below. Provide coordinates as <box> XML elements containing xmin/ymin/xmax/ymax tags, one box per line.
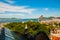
<box><xmin>31</xmin><ymin>16</ymin><xmax>40</xmax><ymax>18</ymax></box>
<box><xmin>44</xmin><ymin>8</ymin><xmax>48</xmax><ymax>11</ymax></box>
<box><xmin>0</xmin><ymin>2</ymin><xmax>35</xmax><ymax>14</ymax></box>
<box><xmin>0</xmin><ymin>14</ymin><xmax>25</xmax><ymax>18</ymax></box>
<box><xmin>26</xmin><ymin>16</ymin><xmax>40</xmax><ymax>19</ymax></box>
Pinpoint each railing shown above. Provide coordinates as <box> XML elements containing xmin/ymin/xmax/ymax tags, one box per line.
<box><xmin>0</xmin><ymin>27</ymin><xmax>50</xmax><ymax>40</ymax></box>
<box><xmin>0</xmin><ymin>28</ymin><xmax>5</xmax><ymax>40</ymax></box>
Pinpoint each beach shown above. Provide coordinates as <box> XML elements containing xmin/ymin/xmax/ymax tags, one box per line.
<box><xmin>0</xmin><ymin>22</ymin><xmax>10</xmax><ymax>29</ymax></box>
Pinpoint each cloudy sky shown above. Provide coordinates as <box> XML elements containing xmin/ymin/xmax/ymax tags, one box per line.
<box><xmin>0</xmin><ymin>0</ymin><xmax>60</xmax><ymax>18</ymax></box>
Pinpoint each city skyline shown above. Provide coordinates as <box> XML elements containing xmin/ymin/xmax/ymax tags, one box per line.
<box><xmin>0</xmin><ymin>0</ymin><xmax>60</xmax><ymax>19</ymax></box>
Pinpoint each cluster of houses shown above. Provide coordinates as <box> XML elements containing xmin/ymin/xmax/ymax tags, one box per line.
<box><xmin>39</xmin><ymin>16</ymin><xmax>60</xmax><ymax>40</ymax></box>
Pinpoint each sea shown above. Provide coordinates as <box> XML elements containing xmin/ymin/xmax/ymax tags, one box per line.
<box><xmin>0</xmin><ymin>18</ymin><xmax>38</xmax><ymax>22</ymax></box>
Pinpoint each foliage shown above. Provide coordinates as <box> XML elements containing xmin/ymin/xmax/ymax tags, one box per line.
<box><xmin>5</xmin><ymin>21</ymin><xmax>50</xmax><ymax>36</ymax></box>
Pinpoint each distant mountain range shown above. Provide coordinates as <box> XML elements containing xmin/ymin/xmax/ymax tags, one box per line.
<box><xmin>0</xmin><ymin>17</ymin><xmax>60</xmax><ymax>22</ymax></box>
<box><xmin>0</xmin><ymin>17</ymin><xmax>60</xmax><ymax>19</ymax></box>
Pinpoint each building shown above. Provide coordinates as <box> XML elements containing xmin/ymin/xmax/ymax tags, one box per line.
<box><xmin>0</xmin><ymin>27</ymin><xmax>20</xmax><ymax>40</ymax></box>
<box><xmin>50</xmin><ymin>28</ymin><xmax>60</xmax><ymax>40</ymax></box>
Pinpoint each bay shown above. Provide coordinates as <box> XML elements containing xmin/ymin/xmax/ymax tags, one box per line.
<box><xmin>0</xmin><ymin>18</ymin><xmax>38</xmax><ymax>22</ymax></box>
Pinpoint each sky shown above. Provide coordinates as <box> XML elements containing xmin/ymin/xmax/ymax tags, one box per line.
<box><xmin>0</xmin><ymin>0</ymin><xmax>60</xmax><ymax>19</ymax></box>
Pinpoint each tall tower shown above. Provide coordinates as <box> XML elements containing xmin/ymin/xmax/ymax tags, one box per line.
<box><xmin>23</xmin><ymin>24</ymin><xmax>29</xmax><ymax>40</ymax></box>
<box><xmin>25</xmin><ymin>24</ymin><xmax>28</xmax><ymax>30</ymax></box>
<box><xmin>24</xmin><ymin>24</ymin><xmax>28</xmax><ymax>34</ymax></box>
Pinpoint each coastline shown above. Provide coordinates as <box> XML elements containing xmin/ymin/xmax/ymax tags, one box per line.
<box><xmin>0</xmin><ymin>22</ymin><xmax>10</xmax><ymax>29</ymax></box>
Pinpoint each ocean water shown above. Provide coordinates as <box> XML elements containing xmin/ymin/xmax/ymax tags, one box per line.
<box><xmin>0</xmin><ymin>19</ymin><xmax>38</xmax><ymax>22</ymax></box>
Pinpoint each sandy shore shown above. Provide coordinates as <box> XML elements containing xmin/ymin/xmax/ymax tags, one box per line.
<box><xmin>0</xmin><ymin>22</ymin><xmax>10</xmax><ymax>29</ymax></box>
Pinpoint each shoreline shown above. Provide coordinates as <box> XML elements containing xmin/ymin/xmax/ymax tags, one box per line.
<box><xmin>0</xmin><ymin>22</ymin><xmax>10</xmax><ymax>29</ymax></box>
